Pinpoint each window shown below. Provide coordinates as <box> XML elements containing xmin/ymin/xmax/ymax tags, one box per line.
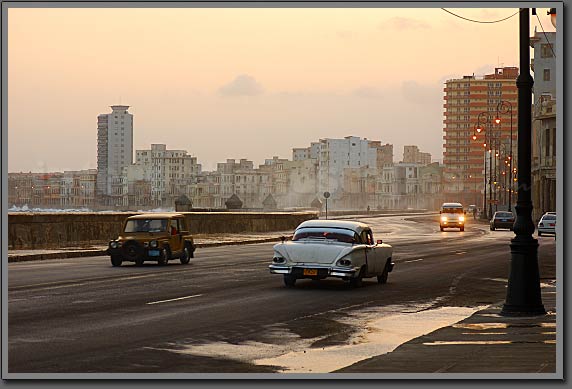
<box><xmin>545</xmin><ymin>128</ymin><xmax>551</xmax><ymax>157</ymax></box>
<box><xmin>543</xmin><ymin>69</ymin><xmax>551</xmax><ymax>81</ymax></box>
<box><xmin>541</xmin><ymin>43</ymin><xmax>554</xmax><ymax>58</ymax></box>
<box><xmin>553</xmin><ymin>128</ymin><xmax>556</xmax><ymax>157</ymax></box>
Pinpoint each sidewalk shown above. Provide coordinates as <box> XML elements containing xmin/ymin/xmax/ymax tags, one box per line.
<box><xmin>336</xmin><ymin>281</ymin><xmax>558</xmax><ymax>375</ymax></box>
<box><xmin>7</xmin><ymin>232</ymin><xmax>291</xmax><ymax>263</ymax></box>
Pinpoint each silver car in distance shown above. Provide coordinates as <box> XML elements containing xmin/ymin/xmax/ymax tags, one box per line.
<box><xmin>269</xmin><ymin>220</ymin><xmax>394</xmax><ymax>288</ymax></box>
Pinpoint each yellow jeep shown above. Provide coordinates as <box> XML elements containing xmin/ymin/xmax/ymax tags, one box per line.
<box><xmin>107</xmin><ymin>213</ymin><xmax>195</xmax><ymax>267</ymax></box>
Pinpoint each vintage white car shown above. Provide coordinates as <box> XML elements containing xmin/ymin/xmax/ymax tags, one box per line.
<box><xmin>269</xmin><ymin>220</ymin><xmax>394</xmax><ymax>288</ymax></box>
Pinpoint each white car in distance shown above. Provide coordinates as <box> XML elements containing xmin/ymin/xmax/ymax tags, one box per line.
<box><xmin>269</xmin><ymin>220</ymin><xmax>394</xmax><ymax>288</ymax></box>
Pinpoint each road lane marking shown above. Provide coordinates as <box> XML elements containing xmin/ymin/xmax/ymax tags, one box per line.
<box><xmin>147</xmin><ymin>294</ymin><xmax>203</xmax><ymax>305</ymax></box>
<box><xmin>403</xmin><ymin>258</ymin><xmax>424</xmax><ymax>263</ymax></box>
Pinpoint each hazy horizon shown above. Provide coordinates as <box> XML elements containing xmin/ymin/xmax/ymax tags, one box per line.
<box><xmin>7</xmin><ymin>6</ymin><xmax>555</xmax><ymax>173</ymax></box>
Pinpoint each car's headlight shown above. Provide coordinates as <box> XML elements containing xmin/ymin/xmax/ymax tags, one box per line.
<box><xmin>337</xmin><ymin>258</ymin><xmax>352</xmax><ymax>267</ymax></box>
<box><xmin>109</xmin><ymin>241</ymin><xmax>118</xmax><ymax>249</ymax></box>
<box><xmin>149</xmin><ymin>240</ymin><xmax>158</xmax><ymax>248</ymax></box>
<box><xmin>272</xmin><ymin>257</ymin><xmax>286</xmax><ymax>264</ymax></box>
<box><xmin>459</xmin><ymin>216</ymin><xmax>465</xmax><ymax>222</ymax></box>
<box><xmin>441</xmin><ymin>216</ymin><xmax>447</xmax><ymax>222</ymax></box>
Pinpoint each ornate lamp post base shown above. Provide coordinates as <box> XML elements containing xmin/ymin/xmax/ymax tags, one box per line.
<box><xmin>501</xmin><ymin>236</ymin><xmax>545</xmax><ymax>316</ymax></box>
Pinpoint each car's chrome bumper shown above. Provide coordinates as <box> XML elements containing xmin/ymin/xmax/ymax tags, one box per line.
<box><xmin>268</xmin><ymin>264</ymin><xmax>359</xmax><ymax>278</ymax></box>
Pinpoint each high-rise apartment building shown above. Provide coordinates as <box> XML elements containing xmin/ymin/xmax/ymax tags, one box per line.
<box><xmin>443</xmin><ymin>67</ymin><xmax>518</xmax><ymax>209</ymax></box>
<box><xmin>96</xmin><ymin>105</ymin><xmax>134</xmax><ymax>201</ymax></box>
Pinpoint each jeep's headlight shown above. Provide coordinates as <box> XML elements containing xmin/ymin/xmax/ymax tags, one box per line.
<box><xmin>149</xmin><ymin>240</ymin><xmax>159</xmax><ymax>248</ymax></box>
<box><xmin>459</xmin><ymin>216</ymin><xmax>465</xmax><ymax>222</ymax></box>
<box><xmin>337</xmin><ymin>258</ymin><xmax>352</xmax><ymax>267</ymax></box>
<box><xmin>109</xmin><ymin>241</ymin><xmax>118</xmax><ymax>249</ymax></box>
<box><xmin>441</xmin><ymin>216</ymin><xmax>447</xmax><ymax>222</ymax></box>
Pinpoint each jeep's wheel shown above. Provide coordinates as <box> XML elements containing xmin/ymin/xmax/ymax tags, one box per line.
<box><xmin>180</xmin><ymin>244</ymin><xmax>191</xmax><ymax>265</ymax></box>
<box><xmin>283</xmin><ymin>275</ymin><xmax>297</xmax><ymax>288</ymax></box>
<box><xmin>460</xmin><ymin>226</ymin><xmax>465</xmax><ymax>232</ymax></box>
<box><xmin>135</xmin><ymin>257</ymin><xmax>144</xmax><ymax>266</ymax></box>
<box><xmin>122</xmin><ymin>241</ymin><xmax>144</xmax><ymax>262</ymax></box>
<box><xmin>440</xmin><ymin>226</ymin><xmax>444</xmax><ymax>232</ymax></box>
<box><xmin>158</xmin><ymin>247</ymin><xmax>169</xmax><ymax>266</ymax></box>
<box><xmin>110</xmin><ymin>255</ymin><xmax>122</xmax><ymax>267</ymax></box>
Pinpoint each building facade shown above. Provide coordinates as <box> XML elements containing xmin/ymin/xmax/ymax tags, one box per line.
<box><xmin>443</xmin><ymin>67</ymin><xmax>518</xmax><ymax>211</ymax></box>
<box><xmin>530</xmin><ymin>30</ymin><xmax>556</xmax><ymax>221</ymax></box>
<box><xmin>96</xmin><ymin>105</ymin><xmax>134</xmax><ymax>204</ymax></box>
<box><xmin>402</xmin><ymin>145</ymin><xmax>431</xmax><ymax>165</ymax></box>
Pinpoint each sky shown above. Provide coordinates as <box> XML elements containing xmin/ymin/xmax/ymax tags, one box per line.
<box><xmin>7</xmin><ymin>6</ymin><xmax>556</xmax><ymax>172</ymax></box>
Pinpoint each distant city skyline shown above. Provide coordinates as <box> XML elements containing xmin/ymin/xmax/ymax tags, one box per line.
<box><xmin>7</xmin><ymin>6</ymin><xmax>555</xmax><ymax>173</ymax></box>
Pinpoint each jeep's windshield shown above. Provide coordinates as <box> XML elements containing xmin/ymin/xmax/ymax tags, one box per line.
<box><xmin>124</xmin><ymin>219</ymin><xmax>168</xmax><ymax>233</ymax></box>
<box><xmin>292</xmin><ymin>227</ymin><xmax>357</xmax><ymax>243</ymax></box>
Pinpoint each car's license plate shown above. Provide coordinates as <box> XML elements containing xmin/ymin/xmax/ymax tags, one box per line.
<box><xmin>501</xmin><ymin>219</ymin><xmax>507</xmax><ymax>222</ymax></box>
<box><xmin>303</xmin><ymin>269</ymin><xmax>318</xmax><ymax>276</ymax></box>
<box><xmin>148</xmin><ymin>250</ymin><xmax>160</xmax><ymax>257</ymax></box>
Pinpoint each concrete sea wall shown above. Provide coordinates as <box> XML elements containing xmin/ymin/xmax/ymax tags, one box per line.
<box><xmin>8</xmin><ymin>211</ymin><xmax>318</xmax><ymax>250</ymax></box>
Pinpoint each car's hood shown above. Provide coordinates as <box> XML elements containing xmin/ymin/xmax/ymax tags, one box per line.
<box><xmin>273</xmin><ymin>241</ymin><xmax>360</xmax><ymax>265</ymax></box>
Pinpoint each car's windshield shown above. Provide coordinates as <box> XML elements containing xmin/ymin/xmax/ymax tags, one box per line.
<box><xmin>442</xmin><ymin>208</ymin><xmax>463</xmax><ymax>213</ymax></box>
<box><xmin>124</xmin><ymin>219</ymin><xmax>168</xmax><ymax>233</ymax></box>
<box><xmin>292</xmin><ymin>227</ymin><xmax>357</xmax><ymax>243</ymax></box>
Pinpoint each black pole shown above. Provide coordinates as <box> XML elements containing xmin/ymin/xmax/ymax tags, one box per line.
<box><xmin>483</xmin><ymin>149</ymin><xmax>487</xmax><ymax>218</ymax></box>
<box><xmin>509</xmin><ymin>108</ymin><xmax>513</xmax><ymax>211</ymax></box>
<box><xmin>488</xmin><ymin>149</ymin><xmax>493</xmax><ymax>219</ymax></box>
<box><xmin>501</xmin><ymin>8</ymin><xmax>545</xmax><ymax>316</ymax></box>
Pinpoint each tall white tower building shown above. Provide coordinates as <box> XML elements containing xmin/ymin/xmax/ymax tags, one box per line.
<box><xmin>96</xmin><ymin>105</ymin><xmax>134</xmax><ymax>199</ymax></box>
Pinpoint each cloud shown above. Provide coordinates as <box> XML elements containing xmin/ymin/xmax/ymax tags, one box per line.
<box><xmin>336</xmin><ymin>30</ymin><xmax>354</xmax><ymax>39</ymax></box>
<box><xmin>218</xmin><ymin>74</ymin><xmax>264</xmax><ymax>97</ymax></box>
<box><xmin>381</xmin><ymin>17</ymin><xmax>431</xmax><ymax>30</ymax></box>
<box><xmin>353</xmin><ymin>86</ymin><xmax>384</xmax><ymax>99</ymax></box>
<box><xmin>401</xmin><ymin>81</ymin><xmax>440</xmax><ymax>104</ymax></box>
<box><xmin>473</xmin><ymin>64</ymin><xmax>496</xmax><ymax>77</ymax></box>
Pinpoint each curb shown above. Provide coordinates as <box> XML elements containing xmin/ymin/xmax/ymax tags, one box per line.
<box><xmin>7</xmin><ymin>237</ymin><xmax>287</xmax><ymax>263</ymax></box>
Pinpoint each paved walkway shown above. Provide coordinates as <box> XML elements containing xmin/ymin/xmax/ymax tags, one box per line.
<box><xmin>337</xmin><ymin>281</ymin><xmax>558</xmax><ymax>375</ymax></box>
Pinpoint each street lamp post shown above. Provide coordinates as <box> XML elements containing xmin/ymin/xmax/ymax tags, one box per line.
<box><xmin>496</xmin><ymin>100</ymin><xmax>514</xmax><ymax>211</ymax></box>
<box><xmin>474</xmin><ymin>112</ymin><xmax>495</xmax><ymax>219</ymax></box>
<box><xmin>501</xmin><ymin>8</ymin><xmax>545</xmax><ymax>316</ymax></box>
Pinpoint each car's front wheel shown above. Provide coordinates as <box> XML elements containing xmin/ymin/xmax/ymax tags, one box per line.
<box><xmin>283</xmin><ymin>275</ymin><xmax>297</xmax><ymax>288</ymax></box>
<box><xmin>110</xmin><ymin>255</ymin><xmax>122</xmax><ymax>267</ymax></box>
<box><xmin>378</xmin><ymin>264</ymin><xmax>390</xmax><ymax>284</ymax></box>
<box><xmin>158</xmin><ymin>247</ymin><xmax>170</xmax><ymax>266</ymax></box>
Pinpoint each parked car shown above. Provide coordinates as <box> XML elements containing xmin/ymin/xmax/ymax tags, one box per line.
<box><xmin>439</xmin><ymin>202</ymin><xmax>466</xmax><ymax>231</ymax></box>
<box><xmin>269</xmin><ymin>220</ymin><xmax>394</xmax><ymax>288</ymax></box>
<box><xmin>537</xmin><ymin>213</ymin><xmax>556</xmax><ymax>236</ymax></box>
<box><xmin>490</xmin><ymin>211</ymin><xmax>515</xmax><ymax>231</ymax></box>
<box><xmin>107</xmin><ymin>213</ymin><xmax>195</xmax><ymax>267</ymax></box>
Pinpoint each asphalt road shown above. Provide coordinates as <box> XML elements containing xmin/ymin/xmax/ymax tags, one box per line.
<box><xmin>7</xmin><ymin>215</ymin><xmax>556</xmax><ymax>374</ymax></box>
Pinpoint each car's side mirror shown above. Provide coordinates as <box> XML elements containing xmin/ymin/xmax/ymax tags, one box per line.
<box><xmin>377</xmin><ymin>239</ymin><xmax>383</xmax><ymax>245</ymax></box>
<box><xmin>280</xmin><ymin>236</ymin><xmax>286</xmax><ymax>243</ymax></box>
